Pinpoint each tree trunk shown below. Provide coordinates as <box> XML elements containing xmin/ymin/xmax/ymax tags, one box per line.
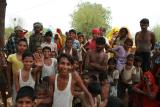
<box><xmin>0</xmin><ymin>0</ymin><xmax>7</xmax><ymax>48</ymax></box>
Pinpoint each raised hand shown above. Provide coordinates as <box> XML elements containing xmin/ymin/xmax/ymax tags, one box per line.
<box><xmin>33</xmin><ymin>52</ymin><xmax>43</xmax><ymax>67</ymax></box>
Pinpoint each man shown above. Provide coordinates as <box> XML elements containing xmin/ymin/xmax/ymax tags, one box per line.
<box><xmin>85</xmin><ymin>37</ymin><xmax>108</xmax><ymax>76</ymax></box>
<box><xmin>49</xmin><ymin>53</ymin><xmax>95</xmax><ymax>107</ymax></box>
<box><xmin>5</xmin><ymin>26</ymin><xmax>28</xmax><ymax>55</ymax></box>
<box><xmin>85</xmin><ymin>28</ymin><xmax>100</xmax><ymax>51</ymax></box>
<box><xmin>29</xmin><ymin>22</ymin><xmax>44</xmax><ymax>53</ymax></box>
<box><xmin>135</xmin><ymin>18</ymin><xmax>156</xmax><ymax>72</ymax></box>
<box><xmin>68</xmin><ymin>29</ymin><xmax>80</xmax><ymax>51</ymax></box>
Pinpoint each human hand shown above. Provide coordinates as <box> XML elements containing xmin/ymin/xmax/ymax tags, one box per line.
<box><xmin>33</xmin><ymin>53</ymin><xmax>43</xmax><ymax>67</ymax></box>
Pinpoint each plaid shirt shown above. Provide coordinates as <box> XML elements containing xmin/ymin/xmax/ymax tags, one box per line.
<box><xmin>5</xmin><ymin>33</ymin><xmax>28</xmax><ymax>55</ymax></box>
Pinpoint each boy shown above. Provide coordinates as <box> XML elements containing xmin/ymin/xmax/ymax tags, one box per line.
<box><xmin>16</xmin><ymin>86</ymin><xmax>35</xmax><ymax>107</ymax></box>
<box><xmin>49</xmin><ymin>53</ymin><xmax>95</xmax><ymax>107</ymax></box>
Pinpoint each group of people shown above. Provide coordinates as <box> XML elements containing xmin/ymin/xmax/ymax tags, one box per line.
<box><xmin>0</xmin><ymin>18</ymin><xmax>159</xmax><ymax>107</ymax></box>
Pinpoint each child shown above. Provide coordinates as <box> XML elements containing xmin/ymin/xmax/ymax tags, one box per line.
<box><xmin>15</xmin><ymin>49</ymin><xmax>43</xmax><ymax>92</ymax></box>
<box><xmin>110</xmin><ymin>38</ymin><xmax>133</xmax><ymax>73</ymax></box>
<box><xmin>7</xmin><ymin>39</ymin><xmax>28</xmax><ymax>104</ymax></box>
<box><xmin>118</xmin><ymin>54</ymin><xmax>136</xmax><ymax>106</ymax></box>
<box><xmin>73</xmin><ymin>57</ymin><xmax>81</xmax><ymax>74</ymax></box>
<box><xmin>151</xmin><ymin>42</ymin><xmax>160</xmax><ymax>77</ymax></box>
<box><xmin>99</xmin><ymin>73</ymin><xmax>110</xmax><ymax>107</ymax></box>
<box><xmin>133</xmin><ymin>56</ymin><xmax>143</xmax><ymax>84</ymax></box>
<box><xmin>35</xmin><ymin>83</ymin><xmax>51</xmax><ymax>107</ymax></box>
<box><xmin>41</xmin><ymin>46</ymin><xmax>57</xmax><ymax>84</ymax></box>
<box><xmin>41</xmin><ymin>31</ymin><xmax>58</xmax><ymax>58</ymax></box>
<box><xmin>78</xmin><ymin>82</ymin><xmax>101</xmax><ymax>107</ymax></box>
<box><xmin>107</xmin><ymin>57</ymin><xmax>119</xmax><ymax>97</ymax></box>
<box><xmin>118</xmin><ymin>54</ymin><xmax>136</xmax><ymax>98</ymax></box>
<box><xmin>16</xmin><ymin>86</ymin><xmax>35</xmax><ymax>107</ymax></box>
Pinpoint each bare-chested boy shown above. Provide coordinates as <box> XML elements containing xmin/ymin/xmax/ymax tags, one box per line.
<box><xmin>135</xmin><ymin>18</ymin><xmax>156</xmax><ymax>72</ymax></box>
<box><xmin>85</xmin><ymin>37</ymin><xmax>108</xmax><ymax>76</ymax></box>
<box><xmin>49</xmin><ymin>53</ymin><xmax>95</xmax><ymax>107</ymax></box>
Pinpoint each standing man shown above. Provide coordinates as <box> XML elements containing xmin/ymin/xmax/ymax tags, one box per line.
<box><xmin>29</xmin><ymin>22</ymin><xmax>44</xmax><ymax>53</ymax></box>
<box><xmin>5</xmin><ymin>26</ymin><xmax>28</xmax><ymax>55</ymax></box>
<box><xmin>135</xmin><ymin>18</ymin><xmax>156</xmax><ymax>72</ymax></box>
<box><xmin>85</xmin><ymin>37</ymin><xmax>108</xmax><ymax>77</ymax></box>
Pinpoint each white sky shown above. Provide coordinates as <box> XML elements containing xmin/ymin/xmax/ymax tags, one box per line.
<box><xmin>5</xmin><ymin>0</ymin><xmax>160</xmax><ymax>34</ymax></box>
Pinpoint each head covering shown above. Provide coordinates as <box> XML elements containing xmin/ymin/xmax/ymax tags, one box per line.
<box><xmin>107</xmin><ymin>27</ymin><xmax>119</xmax><ymax>40</ymax></box>
<box><xmin>143</xmin><ymin>71</ymin><xmax>155</xmax><ymax>85</ymax></box>
<box><xmin>56</xmin><ymin>28</ymin><xmax>62</xmax><ymax>34</ymax></box>
<box><xmin>14</xmin><ymin>26</ymin><xmax>23</xmax><ymax>32</ymax></box>
<box><xmin>33</xmin><ymin>22</ymin><xmax>43</xmax><ymax>29</ymax></box>
<box><xmin>92</xmin><ymin>28</ymin><xmax>100</xmax><ymax>34</ymax></box>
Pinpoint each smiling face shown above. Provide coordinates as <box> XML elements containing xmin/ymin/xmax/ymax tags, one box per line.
<box><xmin>58</xmin><ymin>57</ymin><xmax>72</xmax><ymax>76</ymax></box>
<box><xmin>22</xmin><ymin>56</ymin><xmax>34</xmax><ymax>70</ymax></box>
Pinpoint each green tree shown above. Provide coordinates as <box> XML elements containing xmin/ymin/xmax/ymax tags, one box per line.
<box><xmin>152</xmin><ymin>25</ymin><xmax>160</xmax><ymax>42</ymax></box>
<box><xmin>71</xmin><ymin>2</ymin><xmax>111</xmax><ymax>39</ymax></box>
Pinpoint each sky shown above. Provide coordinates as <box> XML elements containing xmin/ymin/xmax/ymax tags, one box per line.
<box><xmin>5</xmin><ymin>0</ymin><xmax>160</xmax><ymax>35</ymax></box>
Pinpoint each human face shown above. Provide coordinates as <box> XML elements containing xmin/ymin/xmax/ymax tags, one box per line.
<box><xmin>82</xmin><ymin>75</ymin><xmax>90</xmax><ymax>86</ymax></box>
<box><xmin>58</xmin><ymin>57</ymin><xmax>72</xmax><ymax>76</ymax></box>
<box><xmin>140</xmin><ymin>23</ymin><xmax>148</xmax><ymax>31</ymax></box>
<box><xmin>23</xmin><ymin>56</ymin><xmax>34</xmax><ymax>70</ymax></box>
<box><xmin>36</xmin><ymin>90</ymin><xmax>46</xmax><ymax>99</ymax></box>
<box><xmin>70</xmin><ymin>32</ymin><xmax>76</xmax><ymax>39</ymax></box>
<box><xmin>96</xmin><ymin>44</ymin><xmax>104</xmax><ymax>52</ymax></box>
<box><xmin>17</xmin><ymin>41</ymin><xmax>27</xmax><ymax>54</ymax></box>
<box><xmin>92</xmin><ymin>33</ymin><xmax>99</xmax><ymax>39</ymax></box>
<box><xmin>16</xmin><ymin>97</ymin><xmax>34</xmax><ymax>107</ymax></box>
<box><xmin>108</xmin><ymin>63</ymin><xmax>116</xmax><ymax>71</ymax></box>
<box><xmin>45</xmin><ymin>36</ymin><xmax>52</xmax><ymax>43</ymax></box>
<box><xmin>73</xmin><ymin>61</ymin><xmax>79</xmax><ymax>70</ymax></box>
<box><xmin>119</xmin><ymin>28</ymin><xmax>128</xmax><ymax>37</ymax></box>
<box><xmin>124</xmin><ymin>42</ymin><xmax>132</xmax><ymax>50</ymax></box>
<box><xmin>66</xmin><ymin>40</ymin><xmax>73</xmax><ymax>48</ymax></box>
<box><xmin>126</xmin><ymin>58</ymin><xmax>134</xmax><ymax>66</ymax></box>
<box><xmin>78</xmin><ymin>36</ymin><xmax>84</xmax><ymax>43</ymax></box>
<box><xmin>43</xmin><ymin>49</ymin><xmax>51</xmax><ymax>58</ymax></box>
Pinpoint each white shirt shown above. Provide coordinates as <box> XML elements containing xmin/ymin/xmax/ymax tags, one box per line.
<box><xmin>19</xmin><ymin>69</ymin><xmax>35</xmax><ymax>89</ymax></box>
<box><xmin>42</xmin><ymin>58</ymin><xmax>57</xmax><ymax>78</ymax></box>
<box><xmin>53</xmin><ymin>73</ymin><xmax>73</xmax><ymax>107</ymax></box>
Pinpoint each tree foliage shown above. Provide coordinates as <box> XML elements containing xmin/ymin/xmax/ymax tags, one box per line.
<box><xmin>71</xmin><ymin>2</ymin><xmax>111</xmax><ymax>38</ymax></box>
<box><xmin>152</xmin><ymin>25</ymin><xmax>160</xmax><ymax>42</ymax></box>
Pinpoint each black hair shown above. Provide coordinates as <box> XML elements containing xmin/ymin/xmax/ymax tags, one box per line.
<box><xmin>57</xmin><ymin>53</ymin><xmax>74</xmax><ymax>65</ymax></box>
<box><xmin>140</xmin><ymin>18</ymin><xmax>149</xmax><ymax>25</ymax></box>
<box><xmin>45</xmin><ymin>30</ymin><xmax>53</xmax><ymax>37</ymax></box>
<box><xmin>69</xmin><ymin>29</ymin><xmax>76</xmax><ymax>35</ymax></box>
<box><xmin>16</xmin><ymin>86</ymin><xmax>35</xmax><ymax>101</ymax></box>
<box><xmin>99</xmin><ymin>72</ymin><xmax>108</xmax><ymax>82</ymax></box>
<box><xmin>35</xmin><ymin>83</ymin><xmax>48</xmax><ymax>95</ymax></box>
<box><xmin>88</xmin><ymin>82</ymin><xmax>101</xmax><ymax>96</ymax></box>
<box><xmin>17</xmin><ymin>38</ymin><xmax>28</xmax><ymax>46</ymax></box>
<box><xmin>42</xmin><ymin>46</ymin><xmax>51</xmax><ymax>52</ymax></box>
<box><xmin>22</xmin><ymin>49</ymin><xmax>33</xmax><ymax>60</ymax></box>
<box><xmin>108</xmin><ymin>57</ymin><xmax>117</xmax><ymax>65</ymax></box>
<box><xmin>126</xmin><ymin>54</ymin><xmax>134</xmax><ymax>60</ymax></box>
<box><xmin>96</xmin><ymin>37</ymin><xmax>106</xmax><ymax>45</ymax></box>
<box><xmin>134</xmin><ymin>56</ymin><xmax>143</xmax><ymax>63</ymax></box>
<box><xmin>124</xmin><ymin>38</ymin><xmax>133</xmax><ymax>46</ymax></box>
<box><xmin>90</xmin><ymin>75</ymin><xmax>98</xmax><ymax>82</ymax></box>
<box><xmin>119</xmin><ymin>27</ymin><xmax>128</xmax><ymax>34</ymax></box>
